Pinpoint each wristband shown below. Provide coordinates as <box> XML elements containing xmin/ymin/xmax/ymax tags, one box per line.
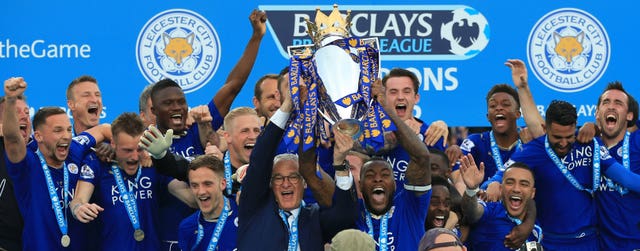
<box><xmin>404</xmin><ymin>184</ymin><xmax>432</xmax><ymax>192</ymax></box>
<box><xmin>465</xmin><ymin>187</ymin><xmax>480</xmax><ymax>197</ymax></box>
<box><xmin>71</xmin><ymin>202</ymin><xmax>84</xmax><ymax>220</ymax></box>
<box><xmin>333</xmin><ymin>160</ymin><xmax>350</xmax><ymax>172</ymax></box>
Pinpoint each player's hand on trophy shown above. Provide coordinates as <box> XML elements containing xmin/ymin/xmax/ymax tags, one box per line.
<box><xmin>249</xmin><ymin>9</ymin><xmax>267</xmax><ymax>37</ymax></box>
<box><xmin>332</xmin><ymin>126</ymin><xmax>354</xmax><ymax>166</ymax></box>
<box><xmin>4</xmin><ymin>77</ymin><xmax>27</xmax><ymax>98</ymax></box>
<box><xmin>279</xmin><ymin>72</ymin><xmax>293</xmax><ymax>113</ymax></box>
<box><xmin>139</xmin><ymin>125</ymin><xmax>173</xmax><ymax>159</ymax></box>
<box><xmin>372</xmin><ymin>79</ymin><xmax>385</xmax><ymax>104</ymax></box>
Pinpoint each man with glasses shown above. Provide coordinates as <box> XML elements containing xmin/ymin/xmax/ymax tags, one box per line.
<box><xmin>237</xmin><ymin>77</ymin><xmax>358</xmax><ymax>250</ymax></box>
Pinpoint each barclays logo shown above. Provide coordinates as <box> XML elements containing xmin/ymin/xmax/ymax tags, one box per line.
<box><xmin>259</xmin><ymin>5</ymin><xmax>490</xmax><ymax>61</ymax></box>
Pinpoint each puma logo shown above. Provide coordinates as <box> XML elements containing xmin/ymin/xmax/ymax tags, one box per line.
<box><xmin>163</xmin><ymin>33</ymin><xmax>195</xmax><ymax>66</ymax></box>
<box><xmin>554</xmin><ymin>31</ymin><xmax>584</xmax><ymax>63</ymax></box>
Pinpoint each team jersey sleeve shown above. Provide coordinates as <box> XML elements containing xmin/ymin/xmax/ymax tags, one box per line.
<box><xmin>208</xmin><ymin>99</ymin><xmax>223</xmax><ymax>130</ymax></box>
<box><xmin>600</xmin><ymin>139</ymin><xmax>640</xmax><ymax>192</ymax></box>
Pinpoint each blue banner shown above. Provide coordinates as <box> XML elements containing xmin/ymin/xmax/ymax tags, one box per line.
<box><xmin>1</xmin><ymin>1</ymin><xmax>636</xmax><ymax>126</ymax></box>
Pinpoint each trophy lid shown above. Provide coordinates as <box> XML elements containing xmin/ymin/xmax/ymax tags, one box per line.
<box><xmin>306</xmin><ymin>4</ymin><xmax>351</xmax><ymax>47</ymax></box>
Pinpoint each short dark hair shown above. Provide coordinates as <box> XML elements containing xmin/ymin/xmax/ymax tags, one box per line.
<box><xmin>139</xmin><ymin>84</ymin><xmax>155</xmax><ymax>113</ymax></box>
<box><xmin>189</xmin><ymin>154</ymin><xmax>225</xmax><ymax>178</ymax></box>
<box><xmin>382</xmin><ymin>68</ymin><xmax>420</xmax><ymax>94</ymax></box>
<box><xmin>360</xmin><ymin>156</ymin><xmax>392</xmax><ymax>181</ymax></box>
<box><xmin>254</xmin><ymin>74</ymin><xmax>279</xmax><ymax>100</ymax></box>
<box><xmin>545</xmin><ymin>100</ymin><xmax>577</xmax><ymax>127</ymax></box>
<box><xmin>33</xmin><ymin>107</ymin><xmax>66</xmax><ymax>130</ymax></box>
<box><xmin>504</xmin><ymin>161</ymin><xmax>535</xmax><ymax>186</ymax></box>
<box><xmin>597</xmin><ymin>81</ymin><xmax>630</xmax><ymax>108</ymax></box>
<box><xmin>428</xmin><ymin>148</ymin><xmax>450</xmax><ymax>169</ymax></box>
<box><xmin>66</xmin><ymin>75</ymin><xmax>98</xmax><ymax>100</ymax></box>
<box><xmin>628</xmin><ymin>94</ymin><xmax>638</xmax><ymax>128</ymax></box>
<box><xmin>431</xmin><ymin>175</ymin><xmax>450</xmax><ymax>189</ymax></box>
<box><xmin>486</xmin><ymin>84</ymin><xmax>520</xmax><ymax>109</ymax></box>
<box><xmin>111</xmin><ymin>113</ymin><xmax>145</xmax><ymax>141</ymax></box>
<box><xmin>150</xmin><ymin>79</ymin><xmax>181</xmax><ymax>104</ymax></box>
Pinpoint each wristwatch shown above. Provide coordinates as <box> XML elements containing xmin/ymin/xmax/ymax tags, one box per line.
<box><xmin>333</xmin><ymin>160</ymin><xmax>350</xmax><ymax>172</ymax></box>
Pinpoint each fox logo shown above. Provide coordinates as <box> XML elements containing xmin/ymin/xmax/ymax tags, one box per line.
<box><xmin>549</xmin><ymin>30</ymin><xmax>588</xmax><ymax>72</ymax></box>
<box><xmin>137</xmin><ymin>9</ymin><xmax>220</xmax><ymax>93</ymax></box>
<box><xmin>160</xmin><ymin>31</ymin><xmax>198</xmax><ymax>73</ymax></box>
<box><xmin>554</xmin><ymin>32</ymin><xmax>584</xmax><ymax>63</ymax></box>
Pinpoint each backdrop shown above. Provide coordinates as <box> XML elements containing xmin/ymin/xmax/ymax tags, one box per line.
<box><xmin>1</xmin><ymin>0</ymin><xmax>636</xmax><ymax>126</ymax></box>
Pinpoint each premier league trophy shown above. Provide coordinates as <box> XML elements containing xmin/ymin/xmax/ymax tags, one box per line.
<box><xmin>282</xmin><ymin>4</ymin><xmax>391</xmax><ymax>153</ymax></box>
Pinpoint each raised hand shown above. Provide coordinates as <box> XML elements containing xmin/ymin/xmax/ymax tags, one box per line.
<box><xmin>459</xmin><ymin>154</ymin><xmax>484</xmax><ymax>190</ymax></box>
<box><xmin>190</xmin><ymin>105</ymin><xmax>212</xmax><ymax>124</ymax></box>
<box><xmin>249</xmin><ymin>9</ymin><xmax>267</xmax><ymax>37</ymax></box>
<box><xmin>505</xmin><ymin>59</ymin><xmax>528</xmax><ymax>89</ymax></box>
<box><xmin>4</xmin><ymin>77</ymin><xmax>27</xmax><ymax>98</ymax></box>
<box><xmin>139</xmin><ymin>125</ymin><xmax>173</xmax><ymax>159</ymax></box>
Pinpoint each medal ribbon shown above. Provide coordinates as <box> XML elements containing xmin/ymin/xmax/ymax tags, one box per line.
<box><xmin>193</xmin><ymin>196</ymin><xmax>230</xmax><ymax>251</ymax></box>
<box><xmin>606</xmin><ymin>131</ymin><xmax>630</xmax><ymax>195</ymax></box>
<box><xmin>111</xmin><ymin>164</ymin><xmax>143</xmax><ymax>234</ymax></box>
<box><xmin>545</xmin><ymin>136</ymin><xmax>600</xmax><ymax>195</ymax></box>
<box><xmin>36</xmin><ymin>150</ymin><xmax>69</xmax><ymax>239</ymax></box>
<box><xmin>223</xmin><ymin>151</ymin><xmax>232</xmax><ymax>195</ymax></box>
<box><xmin>365</xmin><ymin>210</ymin><xmax>390</xmax><ymax>251</ymax></box>
<box><xmin>490</xmin><ymin>131</ymin><xmax>521</xmax><ymax>171</ymax></box>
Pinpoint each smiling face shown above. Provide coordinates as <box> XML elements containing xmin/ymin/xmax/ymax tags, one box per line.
<box><xmin>360</xmin><ymin>160</ymin><xmax>395</xmax><ymax>215</ymax></box>
<box><xmin>426</xmin><ymin>185</ymin><xmax>451</xmax><ymax>229</ymax></box>
<box><xmin>596</xmin><ymin>89</ymin><xmax>632</xmax><ymax>141</ymax></box>
<box><xmin>67</xmin><ymin>81</ymin><xmax>102</xmax><ymax>133</ymax></box>
<box><xmin>271</xmin><ymin>158</ymin><xmax>305</xmax><ymax>211</ymax></box>
<box><xmin>487</xmin><ymin>92</ymin><xmax>520</xmax><ymax>134</ymax></box>
<box><xmin>189</xmin><ymin>166</ymin><xmax>226</xmax><ymax>220</ymax></box>
<box><xmin>501</xmin><ymin>166</ymin><xmax>535</xmax><ymax>220</ymax></box>
<box><xmin>35</xmin><ymin>113</ymin><xmax>72</xmax><ymax>167</ymax></box>
<box><xmin>546</xmin><ymin>122</ymin><xmax>576</xmax><ymax>157</ymax></box>
<box><xmin>384</xmin><ymin>76</ymin><xmax>419</xmax><ymax>121</ymax></box>
<box><xmin>151</xmin><ymin>86</ymin><xmax>188</xmax><ymax>133</ymax></box>
<box><xmin>224</xmin><ymin>113</ymin><xmax>261</xmax><ymax>167</ymax></box>
<box><xmin>253</xmin><ymin>78</ymin><xmax>281</xmax><ymax>119</ymax></box>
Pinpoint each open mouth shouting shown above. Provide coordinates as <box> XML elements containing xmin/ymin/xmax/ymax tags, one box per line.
<box><xmin>395</xmin><ymin>104</ymin><xmax>407</xmax><ymax>117</ymax></box>
<box><xmin>87</xmin><ymin>104</ymin><xmax>100</xmax><ymax>118</ymax></box>
<box><xmin>507</xmin><ymin>195</ymin><xmax>523</xmax><ymax>212</ymax></box>
<box><xmin>433</xmin><ymin>215</ymin><xmax>446</xmax><ymax>227</ymax></box>
<box><xmin>604</xmin><ymin>112</ymin><xmax>618</xmax><ymax>130</ymax></box>
<box><xmin>170</xmin><ymin>113</ymin><xmax>184</xmax><ymax>127</ymax></box>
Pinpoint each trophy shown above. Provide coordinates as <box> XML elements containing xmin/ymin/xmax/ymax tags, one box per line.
<box><xmin>283</xmin><ymin>4</ymin><xmax>390</xmax><ymax>153</ymax></box>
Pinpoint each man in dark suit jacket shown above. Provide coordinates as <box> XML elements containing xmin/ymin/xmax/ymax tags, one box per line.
<box><xmin>237</xmin><ymin>73</ymin><xmax>358</xmax><ymax>251</ymax></box>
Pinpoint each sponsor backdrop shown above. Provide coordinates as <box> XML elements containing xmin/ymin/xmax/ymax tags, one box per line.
<box><xmin>1</xmin><ymin>0</ymin><xmax>636</xmax><ymax>126</ymax></box>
